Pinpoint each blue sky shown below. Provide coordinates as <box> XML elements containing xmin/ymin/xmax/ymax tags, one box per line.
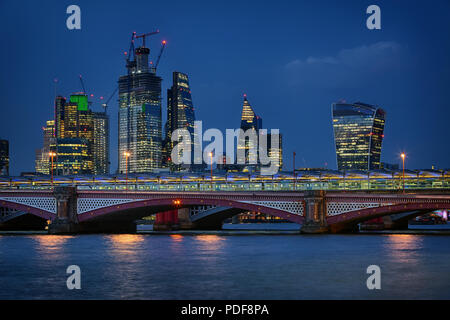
<box><xmin>1</xmin><ymin>0</ymin><xmax>449</xmax><ymax>174</ymax></box>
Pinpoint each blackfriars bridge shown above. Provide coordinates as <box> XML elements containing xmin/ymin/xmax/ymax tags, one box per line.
<box><xmin>0</xmin><ymin>187</ymin><xmax>449</xmax><ymax>234</ymax></box>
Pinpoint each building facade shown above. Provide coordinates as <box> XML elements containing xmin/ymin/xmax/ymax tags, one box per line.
<box><xmin>163</xmin><ymin>72</ymin><xmax>201</xmax><ymax>171</ymax></box>
<box><xmin>118</xmin><ymin>44</ymin><xmax>162</xmax><ymax>173</ymax></box>
<box><xmin>35</xmin><ymin>120</ymin><xmax>55</xmax><ymax>174</ymax></box>
<box><xmin>51</xmin><ymin>138</ymin><xmax>90</xmax><ymax>175</ymax></box>
<box><xmin>332</xmin><ymin>101</ymin><xmax>386</xmax><ymax>171</ymax></box>
<box><xmin>238</xmin><ymin>95</ymin><xmax>263</xmax><ymax>172</ymax></box>
<box><xmin>0</xmin><ymin>139</ymin><xmax>9</xmax><ymax>176</ymax></box>
<box><xmin>53</xmin><ymin>94</ymin><xmax>94</xmax><ymax>174</ymax></box>
<box><xmin>93</xmin><ymin>112</ymin><xmax>110</xmax><ymax>174</ymax></box>
<box><xmin>37</xmin><ymin>93</ymin><xmax>109</xmax><ymax>176</ymax></box>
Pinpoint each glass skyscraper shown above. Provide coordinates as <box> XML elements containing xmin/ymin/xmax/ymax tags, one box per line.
<box><xmin>118</xmin><ymin>43</ymin><xmax>162</xmax><ymax>173</ymax></box>
<box><xmin>35</xmin><ymin>120</ymin><xmax>55</xmax><ymax>174</ymax></box>
<box><xmin>332</xmin><ymin>101</ymin><xmax>386</xmax><ymax>171</ymax></box>
<box><xmin>53</xmin><ymin>94</ymin><xmax>94</xmax><ymax>173</ymax></box>
<box><xmin>93</xmin><ymin>111</ymin><xmax>110</xmax><ymax>174</ymax></box>
<box><xmin>238</xmin><ymin>95</ymin><xmax>263</xmax><ymax>171</ymax></box>
<box><xmin>39</xmin><ymin>93</ymin><xmax>108</xmax><ymax>175</ymax></box>
<box><xmin>163</xmin><ymin>71</ymin><xmax>199</xmax><ymax>171</ymax></box>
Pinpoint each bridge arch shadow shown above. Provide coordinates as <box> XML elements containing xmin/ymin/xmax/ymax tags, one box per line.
<box><xmin>77</xmin><ymin>197</ymin><xmax>304</xmax><ymax>229</ymax></box>
<box><xmin>327</xmin><ymin>202</ymin><xmax>450</xmax><ymax>232</ymax></box>
<box><xmin>0</xmin><ymin>200</ymin><xmax>54</xmax><ymax>221</ymax></box>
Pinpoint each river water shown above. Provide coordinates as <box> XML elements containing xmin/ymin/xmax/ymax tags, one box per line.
<box><xmin>0</xmin><ymin>230</ymin><xmax>449</xmax><ymax>299</ymax></box>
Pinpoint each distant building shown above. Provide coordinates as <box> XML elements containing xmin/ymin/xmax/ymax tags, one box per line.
<box><xmin>51</xmin><ymin>138</ymin><xmax>90</xmax><ymax>175</ymax></box>
<box><xmin>38</xmin><ymin>93</ymin><xmax>109</xmax><ymax>176</ymax></box>
<box><xmin>332</xmin><ymin>102</ymin><xmax>385</xmax><ymax>171</ymax></box>
<box><xmin>53</xmin><ymin>94</ymin><xmax>94</xmax><ymax>174</ymax></box>
<box><xmin>266</xmin><ymin>132</ymin><xmax>283</xmax><ymax>172</ymax></box>
<box><xmin>118</xmin><ymin>41</ymin><xmax>162</xmax><ymax>173</ymax></box>
<box><xmin>93</xmin><ymin>111</ymin><xmax>110</xmax><ymax>174</ymax></box>
<box><xmin>238</xmin><ymin>95</ymin><xmax>263</xmax><ymax>172</ymax></box>
<box><xmin>0</xmin><ymin>139</ymin><xmax>9</xmax><ymax>176</ymax></box>
<box><xmin>35</xmin><ymin>120</ymin><xmax>55</xmax><ymax>174</ymax></box>
<box><xmin>163</xmin><ymin>71</ymin><xmax>201</xmax><ymax>171</ymax></box>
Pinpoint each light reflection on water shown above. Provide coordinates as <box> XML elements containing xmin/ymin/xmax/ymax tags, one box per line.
<box><xmin>383</xmin><ymin>235</ymin><xmax>424</xmax><ymax>264</ymax></box>
<box><xmin>0</xmin><ymin>233</ymin><xmax>449</xmax><ymax>299</ymax></box>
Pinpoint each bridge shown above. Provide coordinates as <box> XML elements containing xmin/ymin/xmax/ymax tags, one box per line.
<box><xmin>0</xmin><ymin>181</ymin><xmax>449</xmax><ymax>233</ymax></box>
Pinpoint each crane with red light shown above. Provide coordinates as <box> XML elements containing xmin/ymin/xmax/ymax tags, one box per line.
<box><xmin>135</xmin><ymin>30</ymin><xmax>160</xmax><ymax>48</ymax></box>
<box><xmin>153</xmin><ymin>40</ymin><xmax>167</xmax><ymax>72</ymax></box>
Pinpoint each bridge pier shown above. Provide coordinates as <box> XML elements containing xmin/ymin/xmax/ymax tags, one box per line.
<box><xmin>300</xmin><ymin>190</ymin><xmax>329</xmax><ymax>234</ymax></box>
<box><xmin>48</xmin><ymin>187</ymin><xmax>80</xmax><ymax>234</ymax></box>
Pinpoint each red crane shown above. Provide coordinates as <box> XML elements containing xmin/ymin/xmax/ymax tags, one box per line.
<box><xmin>135</xmin><ymin>30</ymin><xmax>160</xmax><ymax>48</ymax></box>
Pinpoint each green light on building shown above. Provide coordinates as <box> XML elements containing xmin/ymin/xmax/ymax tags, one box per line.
<box><xmin>70</xmin><ymin>94</ymin><xmax>88</xmax><ymax>111</ymax></box>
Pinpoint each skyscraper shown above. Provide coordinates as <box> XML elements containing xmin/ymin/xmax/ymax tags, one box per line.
<box><xmin>240</xmin><ymin>95</ymin><xmax>262</xmax><ymax>131</ymax></box>
<box><xmin>0</xmin><ymin>139</ymin><xmax>9</xmax><ymax>176</ymax></box>
<box><xmin>332</xmin><ymin>101</ymin><xmax>386</xmax><ymax>171</ymax></box>
<box><xmin>35</xmin><ymin>120</ymin><xmax>55</xmax><ymax>174</ymax></box>
<box><xmin>93</xmin><ymin>111</ymin><xmax>110</xmax><ymax>174</ymax></box>
<box><xmin>163</xmin><ymin>71</ymin><xmax>199</xmax><ymax>171</ymax></box>
<box><xmin>238</xmin><ymin>95</ymin><xmax>262</xmax><ymax>171</ymax></box>
<box><xmin>56</xmin><ymin>94</ymin><xmax>94</xmax><ymax>173</ymax></box>
<box><xmin>48</xmin><ymin>93</ymin><xmax>101</xmax><ymax>175</ymax></box>
<box><xmin>118</xmin><ymin>39</ymin><xmax>162</xmax><ymax>173</ymax></box>
<box><xmin>267</xmin><ymin>132</ymin><xmax>283</xmax><ymax>172</ymax></box>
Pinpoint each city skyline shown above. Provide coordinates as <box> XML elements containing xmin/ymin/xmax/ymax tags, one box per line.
<box><xmin>1</xmin><ymin>1</ymin><xmax>450</xmax><ymax>175</ymax></box>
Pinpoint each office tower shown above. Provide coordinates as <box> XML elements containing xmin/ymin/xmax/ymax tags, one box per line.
<box><xmin>163</xmin><ymin>71</ymin><xmax>199</xmax><ymax>171</ymax></box>
<box><xmin>93</xmin><ymin>112</ymin><xmax>110</xmax><ymax>174</ymax></box>
<box><xmin>240</xmin><ymin>95</ymin><xmax>262</xmax><ymax>131</ymax></box>
<box><xmin>118</xmin><ymin>40</ymin><xmax>162</xmax><ymax>173</ymax></box>
<box><xmin>238</xmin><ymin>95</ymin><xmax>262</xmax><ymax>171</ymax></box>
<box><xmin>51</xmin><ymin>138</ymin><xmax>90</xmax><ymax>175</ymax></box>
<box><xmin>332</xmin><ymin>101</ymin><xmax>386</xmax><ymax>171</ymax></box>
<box><xmin>267</xmin><ymin>132</ymin><xmax>283</xmax><ymax>172</ymax></box>
<box><xmin>54</xmin><ymin>96</ymin><xmax>66</xmax><ymax>138</ymax></box>
<box><xmin>52</xmin><ymin>93</ymin><xmax>95</xmax><ymax>174</ymax></box>
<box><xmin>0</xmin><ymin>139</ymin><xmax>9</xmax><ymax>176</ymax></box>
<box><xmin>35</xmin><ymin>120</ymin><xmax>55</xmax><ymax>174</ymax></box>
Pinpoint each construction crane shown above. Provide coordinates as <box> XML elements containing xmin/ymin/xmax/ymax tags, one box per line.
<box><xmin>153</xmin><ymin>40</ymin><xmax>167</xmax><ymax>72</ymax></box>
<box><xmin>79</xmin><ymin>74</ymin><xmax>87</xmax><ymax>94</ymax></box>
<box><xmin>135</xmin><ymin>30</ymin><xmax>159</xmax><ymax>48</ymax></box>
<box><xmin>101</xmin><ymin>86</ymin><xmax>118</xmax><ymax>113</ymax></box>
<box><xmin>125</xmin><ymin>31</ymin><xmax>137</xmax><ymax>67</ymax></box>
<box><xmin>78</xmin><ymin>74</ymin><xmax>94</xmax><ymax>106</ymax></box>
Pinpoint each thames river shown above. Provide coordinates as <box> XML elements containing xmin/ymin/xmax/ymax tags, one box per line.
<box><xmin>0</xmin><ymin>229</ymin><xmax>449</xmax><ymax>299</ymax></box>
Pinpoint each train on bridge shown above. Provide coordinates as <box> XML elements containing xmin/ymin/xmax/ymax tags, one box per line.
<box><xmin>0</xmin><ymin>169</ymin><xmax>449</xmax><ymax>192</ymax></box>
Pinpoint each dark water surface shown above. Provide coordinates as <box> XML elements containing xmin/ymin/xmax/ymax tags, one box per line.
<box><xmin>0</xmin><ymin>233</ymin><xmax>449</xmax><ymax>299</ymax></box>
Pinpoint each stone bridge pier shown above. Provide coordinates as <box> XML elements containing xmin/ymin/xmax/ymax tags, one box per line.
<box><xmin>48</xmin><ymin>186</ymin><xmax>79</xmax><ymax>234</ymax></box>
<box><xmin>300</xmin><ymin>190</ymin><xmax>329</xmax><ymax>234</ymax></box>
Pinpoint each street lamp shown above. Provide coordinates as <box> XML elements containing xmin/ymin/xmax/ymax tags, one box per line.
<box><xmin>49</xmin><ymin>151</ymin><xmax>56</xmax><ymax>187</ymax></box>
<box><xmin>401</xmin><ymin>153</ymin><xmax>406</xmax><ymax>193</ymax></box>
<box><xmin>124</xmin><ymin>151</ymin><xmax>130</xmax><ymax>190</ymax></box>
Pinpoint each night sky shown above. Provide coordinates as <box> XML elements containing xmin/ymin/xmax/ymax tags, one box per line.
<box><xmin>1</xmin><ymin>0</ymin><xmax>450</xmax><ymax>175</ymax></box>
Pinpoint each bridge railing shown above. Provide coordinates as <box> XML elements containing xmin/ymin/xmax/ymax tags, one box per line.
<box><xmin>0</xmin><ymin>177</ymin><xmax>449</xmax><ymax>192</ymax></box>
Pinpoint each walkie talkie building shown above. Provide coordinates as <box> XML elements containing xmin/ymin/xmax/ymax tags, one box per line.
<box><xmin>332</xmin><ymin>102</ymin><xmax>386</xmax><ymax>171</ymax></box>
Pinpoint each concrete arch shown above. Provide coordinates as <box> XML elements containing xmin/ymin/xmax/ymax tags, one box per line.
<box><xmin>77</xmin><ymin>197</ymin><xmax>304</xmax><ymax>224</ymax></box>
<box><xmin>0</xmin><ymin>199</ymin><xmax>54</xmax><ymax>221</ymax></box>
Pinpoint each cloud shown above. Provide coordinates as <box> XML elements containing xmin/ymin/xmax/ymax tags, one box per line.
<box><xmin>285</xmin><ymin>41</ymin><xmax>405</xmax><ymax>88</ymax></box>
